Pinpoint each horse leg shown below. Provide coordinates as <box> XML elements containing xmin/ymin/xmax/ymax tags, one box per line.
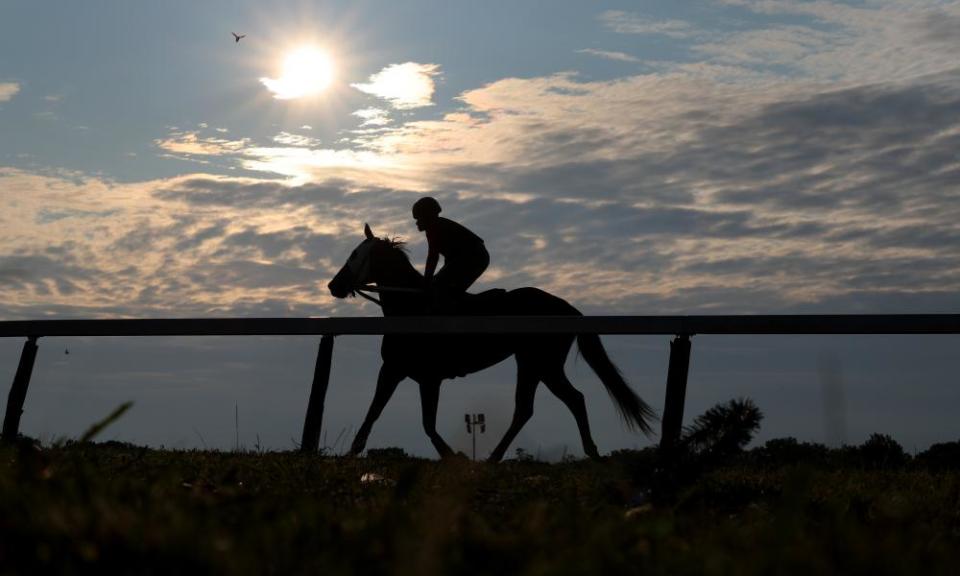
<box><xmin>349</xmin><ymin>363</ymin><xmax>404</xmax><ymax>456</ymax></box>
<box><xmin>542</xmin><ymin>367</ymin><xmax>601</xmax><ymax>460</ymax></box>
<box><xmin>487</xmin><ymin>362</ymin><xmax>539</xmax><ymax>463</ymax></box>
<box><xmin>418</xmin><ymin>379</ymin><xmax>456</xmax><ymax>459</ymax></box>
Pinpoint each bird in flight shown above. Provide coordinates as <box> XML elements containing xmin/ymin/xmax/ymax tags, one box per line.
<box><xmin>232</xmin><ymin>32</ymin><xmax>246</xmax><ymax>43</ymax></box>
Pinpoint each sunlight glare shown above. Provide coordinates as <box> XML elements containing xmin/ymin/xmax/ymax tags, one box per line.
<box><xmin>260</xmin><ymin>46</ymin><xmax>335</xmax><ymax>100</ymax></box>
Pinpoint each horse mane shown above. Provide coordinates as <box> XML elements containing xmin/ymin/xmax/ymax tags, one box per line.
<box><xmin>372</xmin><ymin>236</ymin><xmax>420</xmax><ymax>278</ymax></box>
<box><xmin>368</xmin><ymin>235</ymin><xmax>421</xmax><ymax>291</ymax></box>
<box><xmin>377</xmin><ymin>237</ymin><xmax>410</xmax><ymax>261</ymax></box>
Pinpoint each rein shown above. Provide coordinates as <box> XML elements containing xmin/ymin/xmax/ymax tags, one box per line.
<box><xmin>355</xmin><ymin>284</ymin><xmax>423</xmax><ymax>307</ymax></box>
<box><xmin>355</xmin><ymin>288</ymin><xmax>382</xmax><ymax>306</ymax></box>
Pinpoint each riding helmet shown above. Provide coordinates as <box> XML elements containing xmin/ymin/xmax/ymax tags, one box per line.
<box><xmin>412</xmin><ymin>196</ymin><xmax>442</xmax><ymax>219</ymax></box>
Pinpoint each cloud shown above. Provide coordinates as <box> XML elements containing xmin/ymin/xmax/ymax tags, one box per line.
<box><xmin>693</xmin><ymin>25</ymin><xmax>839</xmax><ymax>72</ymax></box>
<box><xmin>0</xmin><ymin>168</ymin><xmax>393</xmax><ymax>319</ymax></box>
<box><xmin>155</xmin><ymin>130</ymin><xmax>251</xmax><ymax>157</ymax></box>
<box><xmin>5</xmin><ymin>2</ymin><xmax>960</xmax><ymax>320</ymax></box>
<box><xmin>599</xmin><ymin>10</ymin><xmax>696</xmax><ymax>38</ymax></box>
<box><xmin>700</xmin><ymin>1</ymin><xmax>960</xmax><ymax>82</ymax></box>
<box><xmin>135</xmin><ymin>65</ymin><xmax>959</xmax><ymax>314</ymax></box>
<box><xmin>5</xmin><ymin>56</ymin><xmax>960</xmax><ymax>320</ymax></box>
<box><xmin>917</xmin><ymin>9</ymin><xmax>960</xmax><ymax>46</ymax></box>
<box><xmin>272</xmin><ymin>131</ymin><xmax>321</xmax><ymax>147</ymax></box>
<box><xmin>0</xmin><ymin>82</ymin><xmax>20</xmax><ymax>102</ymax></box>
<box><xmin>351</xmin><ymin>68</ymin><xmax>959</xmax><ymax>309</ymax></box>
<box><xmin>576</xmin><ymin>48</ymin><xmax>641</xmax><ymax>63</ymax></box>
<box><xmin>151</xmin><ymin>126</ymin><xmax>412</xmax><ymax>187</ymax></box>
<box><xmin>351</xmin><ymin>62</ymin><xmax>441</xmax><ymax>110</ymax></box>
<box><xmin>353</xmin><ymin>107</ymin><xmax>392</xmax><ymax>127</ymax></box>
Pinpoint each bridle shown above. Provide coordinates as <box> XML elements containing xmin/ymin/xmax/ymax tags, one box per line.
<box><xmin>346</xmin><ymin>236</ymin><xmax>422</xmax><ymax>308</ymax></box>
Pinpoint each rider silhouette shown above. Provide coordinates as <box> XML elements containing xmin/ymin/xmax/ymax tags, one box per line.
<box><xmin>412</xmin><ymin>197</ymin><xmax>489</xmax><ymax>310</ymax></box>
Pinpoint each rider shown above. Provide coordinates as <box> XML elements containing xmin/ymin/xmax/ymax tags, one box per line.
<box><xmin>412</xmin><ymin>196</ymin><xmax>489</xmax><ymax>309</ymax></box>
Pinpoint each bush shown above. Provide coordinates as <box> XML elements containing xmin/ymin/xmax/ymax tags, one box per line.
<box><xmin>846</xmin><ymin>433</ymin><xmax>909</xmax><ymax>469</ymax></box>
<box><xmin>750</xmin><ymin>437</ymin><xmax>830</xmax><ymax>467</ymax></box>
<box><xmin>366</xmin><ymin>447</ymin><xmax>408</xmax><ymax>460</ymax></box>
<box><xmin>681</xmin><ymin>398</ymin><xmax>764</xmax><ymax>459</ymax></box>
<box><xmin>513</xmin><ymin>447</ymin><xmax>535</xmax><ymax>462</ymax></box>
<box><xmin>915</xmin><ymin>441</ymin><xmax>960</xmax><ymax>471</ymax></box>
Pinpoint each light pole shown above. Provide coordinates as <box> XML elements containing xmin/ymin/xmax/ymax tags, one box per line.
<box><xmin>464</xmin><ymin>413</ymin><xmax>485</xmax><ymax>461</ymax></box>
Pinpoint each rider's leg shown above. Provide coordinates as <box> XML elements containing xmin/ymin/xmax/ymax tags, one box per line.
<box><xmin>432</xmin><ymin>249</ymin><xmax>489</xmax><ymax>312</ymax></box>
<box><xmin>448</xmin><ymin>247</ymin><xmax>489</xmax><ymax>294</ymax></box>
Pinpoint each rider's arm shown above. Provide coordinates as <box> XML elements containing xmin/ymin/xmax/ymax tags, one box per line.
<box><xmin>423</xmin><ymin>244</ymin><xmax>439</xmax><ymax>284</ymax></box>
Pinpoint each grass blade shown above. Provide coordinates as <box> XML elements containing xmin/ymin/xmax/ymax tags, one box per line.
<box><xmin>80</xmin><ymin>401</ymin><xmax>133</xmax><ymax>442</ymax></box>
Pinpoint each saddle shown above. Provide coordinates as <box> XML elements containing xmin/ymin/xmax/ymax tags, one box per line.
<box><xmin>433</xmin><ymin>288</ymin><xmax>508</xmax><ymax>316</ymax></box>
<box><xmin>459</xmin><ymin>288</ymin><xmax>508</xmax><ymax>315</ymax></box>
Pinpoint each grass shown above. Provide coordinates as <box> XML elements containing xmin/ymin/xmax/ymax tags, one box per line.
<box><xmin>1</xmin><ymin>439</ymin><xmax>959</xmax><ymax>575</ymax></box>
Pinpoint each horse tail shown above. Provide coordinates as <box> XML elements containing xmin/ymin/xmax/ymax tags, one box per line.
<box><xmin>577</xmin><ymin>333</ymin><xmax>658</xmax><ymax>436</ymax></box>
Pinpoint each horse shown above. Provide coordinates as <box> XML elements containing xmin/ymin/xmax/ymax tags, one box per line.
<box><xmin>327</xmin><ymin>223</ymin><xmax>656</xmax><ymax>462</ymax></box>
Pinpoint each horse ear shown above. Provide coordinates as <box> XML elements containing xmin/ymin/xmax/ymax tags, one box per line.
<box><xmin>364</xmin><ymin>223</ymin><xmax>374</xmax><ymax>240</ymax></box>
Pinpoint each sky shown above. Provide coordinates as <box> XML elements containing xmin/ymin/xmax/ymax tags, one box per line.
<box><xmin>2</xmin><ymin>0</ymin><xmax>959</xmax><ymax>458</ymax></box>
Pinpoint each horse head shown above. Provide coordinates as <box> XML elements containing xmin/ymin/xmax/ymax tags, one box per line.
<box><xmin>328</xmin><ymin>223</ymin><xmax>379</xmax><ymax>299</ymax></box>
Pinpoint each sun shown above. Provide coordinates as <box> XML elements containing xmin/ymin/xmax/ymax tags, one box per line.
<box><xmin>260</xmin><ymin>46</ymin><xmax>335</xmax><ymax>100</ymax></box>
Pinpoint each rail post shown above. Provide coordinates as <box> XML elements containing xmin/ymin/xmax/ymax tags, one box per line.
<box><xmin>659</xmin><ymin>333</ymin><xmax>692</xmax><ymax>454</ymax></box>
<box><xmin>2</xmin><ymin>336</ymin><xmax>40</xmax><ymax>442</ymax></box>
<box><xmin>300</xmin><ymin>334</ymin><xmax>335</xmax><ymax>453</ymax></box>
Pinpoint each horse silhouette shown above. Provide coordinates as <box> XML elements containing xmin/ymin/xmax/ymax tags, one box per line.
<box><xmin>328</xmin><ymin>223</ymin><xmax>656</xmax><ymax>462</ymax></box>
